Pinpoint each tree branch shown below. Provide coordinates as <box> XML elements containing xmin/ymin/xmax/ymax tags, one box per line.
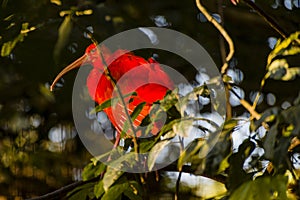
<box><xmin>26</xmin><ymin>177</ymin><xmax>98</xmax><ymax>200</ymax></box>
<box><xmin>242</xmin><ymin>0</ymin><xmax>288</xmax><ymax>38</ymax></box>
<box><xmin>195</xmin><ymin>0</ymin><xmax>235</xmax><ymax>75</ymax></box>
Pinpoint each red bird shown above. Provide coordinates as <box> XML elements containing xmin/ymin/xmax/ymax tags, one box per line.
<box><xmin>50</xmin><ymin>44</ymin><xmax>174</xmax><ymax>145</ymax></box>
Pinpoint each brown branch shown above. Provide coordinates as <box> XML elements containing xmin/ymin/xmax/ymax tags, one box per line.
<box><xmin>195</xmin><ymin>0</ymin><xmax>235</xmax><ymax>75</ymax></box>
<box><xmin>26</xmin><ymin>177</ymin><xmax>99</xmax><ymax>200</ymax></box>
<box><xmin>217</xmin><ymin>0</ymin><xmax>232</xmax><ymax>119</ymax></box>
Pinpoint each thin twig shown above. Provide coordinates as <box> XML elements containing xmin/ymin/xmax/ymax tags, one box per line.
<box><xmin>229</xmin><ymin>84</ymin><xmax>269</xmax><ymax>129</ymax></box>
<box><xmin>217</xmin><ymin>0</ymin><xmax>232</xmax><ymax>119</ymax></box>
<box><xmin>242</xmin><ymin>0</ymin><xmax>288</xmax><ymax>38</ymax></box>
<box><xmin>26</xmin><ymin>177</ymin><xmax>99</xmax><ymax>200</ymax></box>
<box><xmin>240</xmin><ymin>0</ymin><xmax>288</xmax><ymax>111</ymax></box>
<box><xmin>175</xmin><ymin>137</ymin><xmax>184</xmax><ymax>200</ymax></box>
<box><xmin>174</xmin><ymin>171</ymin><xmax>182</xmax><ymax>200</ymax></box>
<box><xmin>195</xmin><ymin>0</ymin><xmax>235</xmax><ymax>75</ymax></box>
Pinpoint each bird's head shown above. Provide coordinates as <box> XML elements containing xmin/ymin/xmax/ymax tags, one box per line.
<box><xmin>50</xmin><ymin>43</ymin><xmax>109</xmax><ymax>91</ymax></box>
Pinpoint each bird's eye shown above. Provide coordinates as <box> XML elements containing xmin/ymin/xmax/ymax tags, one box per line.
<box><xmin>90</xmin><ymin>48</ymin><xmax>96</xmax><ymax>53</ymax></box>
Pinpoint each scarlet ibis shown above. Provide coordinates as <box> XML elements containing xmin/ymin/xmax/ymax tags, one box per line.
<box><xmin>50</xmin><ymin>44</ymin><xmax>174</xmax><ymax>146</ymax></box>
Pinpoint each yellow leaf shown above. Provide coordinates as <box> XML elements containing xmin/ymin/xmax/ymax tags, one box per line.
<box><xmin>50</xmin><ymin>0</ymin><xmax>61</xmax><ymax>6</ymax></box>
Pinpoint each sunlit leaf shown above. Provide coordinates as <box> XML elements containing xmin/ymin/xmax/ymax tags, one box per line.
<box><xmin>102</xmin><ymin>152</ymin><xmax>137</xmax><ymax>191</ymax></box>
<box><xmin>282</xmin><ymin>124</ymin><xmax>294</xmax><ymax>137</ymax></box>
<box><xmin>175</xmin><ymin>85</ymin><xmax>208</xmax><ymax>116</ymax></box>
<box><xmin>230</xmin><ymin>175</ymin><xmax>288</xmax><ymax>200</ymax></box>
<box><xmin>217</xmin><ymin>154</ymin><xmax>231</xmax><ymax>174</ymax></box>
<box><xmin>223</xmin><ymin>74</ymin><xmax>233</xmax><ymax>83</ymax></box>
<box><xmin>281</xmin><ymin>67</ymin><xmax>300</xmax><ymax>81</ymax></box>
<box><xmin>75</xmin><ymin>9</ymin><xmax>93</xmax><ymax>16</ymax></box>
<box><xmin>254</xmin><ymin>107</ymin><xmax>279</xmax><ymax>130</ymax></box>
<box><xmin>50</xmin><ymin>0</ymin><xmax>61</xmax><ymax>5</ymax></box>
<box><xmin>148</xmin><ymin>140</ymin><xmax>171</xmax><ymax>171</ymax></box>
<box><xmin>267</xmin><ymin>59</ymin><xmax>289</xmax><ymax>80</ymax></box>
<box><xmin>268</xmin><ymin>31</ymin><xmax>300</xmax><ymax>65</ymax></box>
<box><xmin>172</xmin><ymin>119</ymin><xmax>193</xmax><ymax>137</ymax></box>
<box><xmin>103</xmin><ymin>166</ymin><xmax>124</xmax><ymax>192</ymax></box>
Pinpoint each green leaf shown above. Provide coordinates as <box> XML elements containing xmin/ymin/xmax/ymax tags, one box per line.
<box><xmin>102</xmin><ymin>179</ymin><xmax>142</xmax><ymax>200</ymax></box>
<box><xmin>123</xmin><ymin>181</ymin><xmax>143</xmax><ymax>200</ymax></box>
<box><xmin>175</xmin><ymin>85</ymin><xmax>207</xmax><ymax>116</ymax></box>
<box><xmin>172</xmin><ymin>119</ymin><xmax>193</xmax><ymax>137</ymax></box>
<box><xmin>67</xmin><ymin>182</ymin><xmax>95</xmax><ymax>200</ymax></box>
<box><xmin>102</xmin><ymin>184</ymin><xmax>123</xmax><ymax>200</ymax></box>
<box><xmin>102</xmin><ymin>152</ymin><xmax>141</xmax><ymax>192</ymax></box>
<box><xmin>53</xmin><ymin>14</ymin><xmax>73</xmax><ymax>63</ymax></box>
<box><xmin>178</xmin><ymin>138</ymin><xmax>206</xmax><ymax>171</ymax></box>
<box><xmin>148</xmin><ymin>140</ymin><xmax>171</xmax><ymax>171</ymax></box>
<box><xmin>1</xmin><ymin>41</ymin><xmax>14</xmax><ymax>57</ymax></box>
<box><xmin>130</xmin><ymin>102</ymin><xmax>146</xmax><ymax>121</ymax></box>
<box><xmin>263</xmin><ymin>104</ymin><xmax>300</xmax><ymax>163</ymax></box>
<box><xmin>230</xmin><ymin>175</ymin><xmax>288</xmax><ymax>200</ymax></box>
<box><xmin>227</xmin><ymin>139</ymin><xmax>255</xmax><ymax>191</ymax></box>
<box><xmin>265</xmin><ymin>32</ymin><xmax>300</xmax><ymax>83</ymax></box>
<box><xmin>82</xmin><ymin>161</ymin><xmax>106</xmax><ymax>181</ymax></box>
<box><xmin>94</xmin><ymin>180</ymin><xmax>105</xmax><ymax>198</ymax></box>
<box><xmin>1</xmin><ymin>23</ymin><xmax>32</xmax><ymax>57</ymax></box>
<box><xmin>217</xmin><ymin>153</ymin><xmax>231</xmax><ymax>174</ymax></box>
<box><xmin>223</xmin><ymin>74</ymin><xmax>233</xmax><ymax>83</ymax></box>
<box><xmin>281</xmin><ymin>104</ymin><xmax>300</xmax><ymax>136</ymax></box>
<box><xmin>102</xmin><ymin>152</ymin><xmax>137</xmax><ymax>192</ymax></box>
<box><xmin>206</xmin><ymin>119</ymin><xmax>236</xmax><ymax>171</ymax></box>
<box><xmin>103</xmin><ymin>166</ymin><xmax>125</xmax><ymax>192</ymax></box>
<box><xmin>142</xmin><ymin>104</ymin><xmax>166</xmax><ymax>137</ymax></box>
<box><xmin>254</xmin><ymin>107</ymin><xmax>279</xmax><ymax>130</ymax></box>
<box><xmin>138</xmin><ymin>138</ymin><xmax>157</xmax><ymax>153</ymax></box>
<box><xmin>159</xmin><ymin>88</ymin><xmax>179</xmax><ymax>111</ymax></box>
<box><xmin>92</xmin><ymin>98</ymin><xmax>113</xmax><ymax>113</ymax></box>
<box><xmin>91</xmin><ymin>92</ymin><xmax>137</xmax><ymax>114</ymax></box>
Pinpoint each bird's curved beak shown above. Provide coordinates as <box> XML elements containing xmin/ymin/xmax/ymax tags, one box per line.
<box><xmin>50</xmin><ymin>54</ymin><xmax>88</xmax><ymax>91</ymax></box>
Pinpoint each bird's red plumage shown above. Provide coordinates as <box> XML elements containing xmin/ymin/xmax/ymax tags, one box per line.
<box><xmin>86</xmin><ymin>44</ymin><xmax>174</xmax><ymax>136</ymax></box>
